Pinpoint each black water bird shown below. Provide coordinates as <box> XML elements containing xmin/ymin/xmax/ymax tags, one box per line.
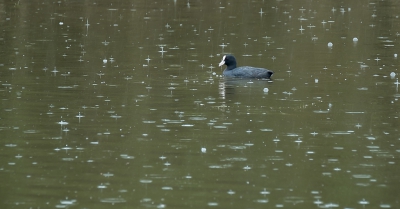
<box><xmin>218</xmin><ymin>55</ymin><xmax>274</xmax><ymax>79</ymax></box>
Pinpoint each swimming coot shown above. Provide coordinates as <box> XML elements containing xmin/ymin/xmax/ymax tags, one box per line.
<box><xmin>218</xmin><ymin>55</ymin><xmax>274</xmax><ymax>79</ymax></box>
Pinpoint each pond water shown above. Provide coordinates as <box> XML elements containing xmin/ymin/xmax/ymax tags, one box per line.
<box><xmin>1</xmin><ymin>0</ymin><xmax>400</xmax><ymax>208</ymax></box>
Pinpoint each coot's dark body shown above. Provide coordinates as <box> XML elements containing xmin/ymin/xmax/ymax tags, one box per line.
<box><xmin>218</xmin><ymin>55</ymin><xmax>274</xmax><ymax>79</ymax></box>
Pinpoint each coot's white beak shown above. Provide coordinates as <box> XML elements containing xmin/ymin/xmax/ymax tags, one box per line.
<box><xmin>218</xmin><ymin>55</ymin><xmax>226</xmax><ymax>67</ymax></box>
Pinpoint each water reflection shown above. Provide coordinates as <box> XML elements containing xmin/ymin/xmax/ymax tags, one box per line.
<box><xmin>218</xmin><ymin>77</ymin><xmax>273</xmax><ymax>101</ymax></box>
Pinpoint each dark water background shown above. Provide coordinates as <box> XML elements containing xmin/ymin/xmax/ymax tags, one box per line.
<box><xmin>1</xmin><ymin>0</ymin><xmax>400</xmax><ymax>208</ymax></box>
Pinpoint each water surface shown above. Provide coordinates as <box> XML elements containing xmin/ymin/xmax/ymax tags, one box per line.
<box><xmin>1</xmin><ymin>0</ymin><xmax>400</xmax><ymax>208</ymax></box>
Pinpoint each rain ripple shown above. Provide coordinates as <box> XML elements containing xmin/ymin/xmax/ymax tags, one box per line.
<box><xmin>100</xmin><ymin>197</ymin><xmax>126</xmax><ymax>204</ymax></box>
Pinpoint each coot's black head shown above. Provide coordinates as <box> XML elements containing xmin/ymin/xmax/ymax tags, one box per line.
<box><xmin>218</xmin><ymin>54</ymin><xmax>237</xmax><ymax>70</ymax></box>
